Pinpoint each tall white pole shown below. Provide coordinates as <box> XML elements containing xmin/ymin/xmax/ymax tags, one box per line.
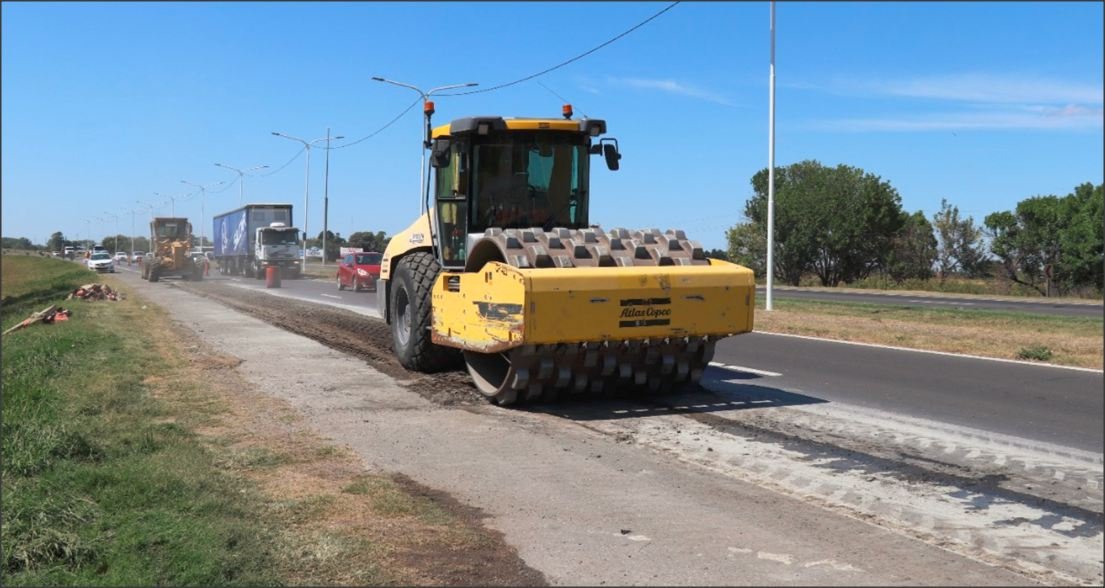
<box><xmin>303</xmin><ymin>145</ymin><xmax>312</xmax><ymax>269</ymax></box>
<box><xmin>766</xmin><ymin>0</ymin><xmax>776</xmax><ymax>311</ymax></box>
<box><xmin>200</xmin><ymin>186</ymin><xmax>206</xmax><ymax>248</ymax></box>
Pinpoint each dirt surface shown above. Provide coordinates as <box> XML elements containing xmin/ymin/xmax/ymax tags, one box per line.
<box><xmin>116</xmin><ymin>272</ymin><xmax>1103</xmax><ymax>585</ymax></box>
<box><xmin>172</xmin><ymin>280</ymin><xmax>484</xmax><ymax>406</ymax></box>
<box><xmin>113</xmin><ymin>275</ymin><xmax>546</xmax><ymax>586</ymax></box>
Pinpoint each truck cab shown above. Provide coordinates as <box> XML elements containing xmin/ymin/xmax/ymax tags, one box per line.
<box><xmin>255</xmin><ymin>222</ymin><xmax>302</xmax><ymax>278</ymax></box>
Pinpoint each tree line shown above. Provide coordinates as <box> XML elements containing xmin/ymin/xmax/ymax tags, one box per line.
<box><xmin>726</xmin><ymin>160</ymin><xmax>1103</xmax><ymax>296</ymax></box>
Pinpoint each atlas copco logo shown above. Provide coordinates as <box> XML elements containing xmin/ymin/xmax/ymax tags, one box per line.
<box><xmin>620</xmin><ymin>306</ymin><xmax>672</xmax><ymax>319</ymax></box>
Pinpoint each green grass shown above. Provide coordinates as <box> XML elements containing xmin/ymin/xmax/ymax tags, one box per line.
<box><xmin>1</xmin><ymin>256</ymin><xmax>90</xmax><ymax>305</ymax></box>
<box><xmin>761</xmin><ymin>296</ymin><xmax>1103</xmax><ymax>331</ymax></box>
<box><xmin>754</xmin><ymin>296</ymin><xmax>1103</xmax><ymax>368</ymax></box>
<box><xmin>1</xmin><ymin>259</ymin><xmax>280</xmax><ymax>585</ymax></box>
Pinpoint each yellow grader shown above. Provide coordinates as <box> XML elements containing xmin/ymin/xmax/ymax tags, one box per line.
<box><xmin>142</xmin><ymin>217</ymin><xmax>203</xmax><ymax>282</ymax></box>
<box><xmin>378</xmin><ymin>102</ymin><xmax>756</xmax><ymax>405</ymax></box>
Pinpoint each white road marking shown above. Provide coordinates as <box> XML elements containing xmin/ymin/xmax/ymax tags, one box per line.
<box><xmin>319</xmin><ymin>293</ymin><xmax>342</xmax><ymax>300</ymax></box>
<box><xmin>755</xmin><ymin>331</ymin><xmax>1104</xmax><ymax>373</ymax></box>
<box><xmin>708</xmin><ymin>362</ymin><xmax>782</xmax><ymax>377</ymax></box>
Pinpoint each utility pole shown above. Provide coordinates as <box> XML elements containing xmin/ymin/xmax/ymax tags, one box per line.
<box><xmin>371</xmin><ymin>77</ymin><xmax>479</xmax><ymax>215</ymax></box>
<box><xmin>321</xmin><ymin>128</ymin><xmax>345</xmax><ymax>266</ymax></box>
<box><xmin>766</xmin><ymin>0</ymin><xmax>777</xmax><ymax>311</ymax></box>
<box><xmin>215</xmin><ymin>162</ymin><xmax>269</xmax><ymax>205</ymax></box>
<box><xmin>181</xmin><ymin>180</ymin><xmax>223</xmax><ymax>249</ymax></box>
<box><xmin>103</xmin><ymin>212</ymin><xmax>120</xmax><ymax>254</ymax></box>
<box><xmin>272</xmin><ymin>132</ymin><xmax>342</xmax><ymax>269</ymax></box>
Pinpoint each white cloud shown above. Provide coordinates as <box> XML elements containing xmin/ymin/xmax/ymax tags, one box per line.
<box><xmin>801</xmin><ymin>73</ymin><xmax>1104</xmax><ymax>132</ymax></box>
<box><xmin>858</xmin><ymin>73</ymin><xmax>1103</xmax><ymax>105</ymax></box>
<box><xmin>608</xmin><ymin>77</ymin><xmax>737</xmax><ymax>107</ymax></box>
<box><xmin>809</xmin><ymin>105</ymin><xmax>1104</xmax><ymax>132</ymax></box>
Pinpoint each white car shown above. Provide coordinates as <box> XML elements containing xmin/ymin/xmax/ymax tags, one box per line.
<box><xmin>113</xmin><ymin>252</ymin><xmax>129</xmax><ymax>263</ymax></box>
<box><xmin>87</xmin><ymin>252</ymin><xmax>115</xmax><ymax>273</ymax></box>
<box><xmin>132</xmin><ymin>252</ymin><xmax>145</xmax><ymax>262</ymax></box>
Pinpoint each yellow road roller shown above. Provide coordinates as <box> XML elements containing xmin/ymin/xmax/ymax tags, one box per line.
<box><xmin>378</xmin><ymin>102</ymin><xmax>756</xmax><ymax>405</ymax></box>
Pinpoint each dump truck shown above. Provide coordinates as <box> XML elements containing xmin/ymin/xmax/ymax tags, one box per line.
<box><xmin>377</xmin><ymin>103</ymin><xmax>756</xmax><ymax>405</ymax></box>
<box><xmin>141</xmin><ymin>217</ymin><xmax>202</xmax><ymax>282</ymax></box>
<box><xmin>211</xmin><ymin>204</ymin><xmax>302</xmax><ymax>279</ymax></box>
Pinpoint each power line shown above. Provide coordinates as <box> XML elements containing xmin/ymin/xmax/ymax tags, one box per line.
<box><xmin>536</xmin><ymin>80</ymin><xmax>588</xmax><ymax>117</ymax></box>
<box><xmin>437</xmin><ymin>2</ymin><xmax>681</xmax><ymax>97</ymax></box>
<box><xmin>260</xmin><ymin>145</ymin><xmax>306</xmax><ymax>177</ymax></box>
<box><xmin>319</xmin><ymin>96</ymin><xmax>422</xmax><ymax>150</ymax></box>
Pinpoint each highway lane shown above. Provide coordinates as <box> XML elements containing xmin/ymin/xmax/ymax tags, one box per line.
<box><xmin>760</xmin><ymin>285</ymin><xmax>1104</xmax><ymax>318</ymax></box>
<box><xmin>118</xmin><ymin>263</ymin><xmax>382</xmax><ymax>316</ymax></box>
<box><xmin>713</xmin><ymin>333</ymin><xmax>1103</xmax><ymax>452</ymax></box>
<box><xmin>115</xmin><ymin>264</ymin><xmax>1103</xmax><ymax>452</ymax></box>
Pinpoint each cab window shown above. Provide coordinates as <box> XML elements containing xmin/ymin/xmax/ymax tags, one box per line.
<box><xmin>435</xmin><ymin>141</ymin><xmax>469</xmax><ymax>267</ymax></box>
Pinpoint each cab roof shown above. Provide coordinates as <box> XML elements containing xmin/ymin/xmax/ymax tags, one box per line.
<box><xmin>431</xmin><ymin>117</ymin><xmax>606</xmax><ymax>139</ymax></box>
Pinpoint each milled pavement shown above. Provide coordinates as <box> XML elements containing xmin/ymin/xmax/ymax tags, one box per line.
<box><xmin>116</xmin><ymin>270</ymin><xmax>1038</xmax><ymax>586</ymax></box>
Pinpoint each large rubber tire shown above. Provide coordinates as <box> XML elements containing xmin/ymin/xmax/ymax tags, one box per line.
<box><xmin>192</xmin><ymin>263</ymin><xmax>203</xmax><ymax>282</ymax></box>
<box><xmin>390</xmin><ymin>252</ymin><xmax>460</xmax><ymax>372</ymax></box>
<box><xmin>337</xmin><ymin>275</ymin><xmax>345</xmax><ymax>291</ymax></box>
<box><xmin>149</xmin><ymin>266</ymin><xmax>160</xmax><ymax>283</ymax></box>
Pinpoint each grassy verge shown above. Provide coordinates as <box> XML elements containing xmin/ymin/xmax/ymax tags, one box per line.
<box><xmin>2</xmin><ymin>259</ymin><xmax>283</xmax><ymax>585</ymax></box>
<box><xmin>753</xmin><ymin>275</ymin><xmax>1103</xmax><ymax>302</ymax></box>
<box><xmin>2</xmin><ymin>257</ymin><xmax>541</xmax><ymax>585</ymax></box>
<box><xmin>298</xmin><ymin>263</ymin><xmax>335</xmax><ymax>280</ymax></box>
<box><xmin>754</xmin><ymin>297</ymin><xmax>1103</xmax><ymax>369</ymax></box>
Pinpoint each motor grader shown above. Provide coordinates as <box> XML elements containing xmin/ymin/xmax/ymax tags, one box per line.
<box><xmin>142</xmin><ymin>217</ymin><xmax>203</xmax><ymax>282</ymax></box>
<box><xmin>378</xmin><ymin>102</ymin><xmax>756</xmax><ymax>405</ymax></box>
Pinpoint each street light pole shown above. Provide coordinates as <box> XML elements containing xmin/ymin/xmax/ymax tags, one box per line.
<box><xmin>181</xmin><ymin>180</ymin><xmax>224</xmax><ymax>249</ymax></box>
<box><xmin>321</xmin><ymin>128</ymin><xmax>346</xmax><ymax>267</ymax></box>
<box><xmin>214</xmin><ymin>163</ymin><xmax>269</xmax><ymax>205</ymax></box>
<box><xmin>272</xmin><ymin>132</ymin><xmax>337</xmax><ymax>270</ymax></box>
<box><xmin>103</xmin><ymin>212</ymin><xmax>120</xmax><ymax>254</ymax></box>
<box><xmin>766</xmin><ymin>0</ymin><xmax>776</xmax><ymax>312</ymax></box>
<box><xmin>136</xmin><ymin>201</ymin><xmax>155</xmax><ymax>256</ymax></box>
<box><xmin>371</xmin><ymin>77</ymin><xmax>479</xmax><ymax>215</ymax></box>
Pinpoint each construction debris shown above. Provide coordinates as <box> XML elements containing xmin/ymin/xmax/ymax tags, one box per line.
<box><xmin>2</xmin><ymin>305</ymin><xmax>72</xmax><ymax>336</ymax></box>
<box><xmin>67</xmin><ymin>283</ymin><xmax>123</xmax><ymax>301</ymax></box>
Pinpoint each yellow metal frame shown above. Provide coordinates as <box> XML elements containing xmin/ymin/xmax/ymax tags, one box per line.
<box><xmin>431</xmin><ymin>260</ymin><xmax>756</xmax><ymax>353</ymax></box>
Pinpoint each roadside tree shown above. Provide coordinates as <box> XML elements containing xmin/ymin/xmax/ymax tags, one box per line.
<box><xmin>740</xmin><ymin>160</ymin><xmax>905</xmax><ymax>286</ymax></box>
<box><xmin>933</xmin><ymin>199</ymin><xmax>988</xmax><ymax>281</ymax></box>
<box><xmin>885</xmin><ymin>210</ymin><xmax>938</xmax><ymax>283</ymax></box>
<box><xmin>986</xmin><ymin>183</ymin><xmax>1104</xmax><ymax>296</ymax></box>
<box><xmin>47</xmin><ymin>231</ymin><xmax>67</xmax><ymax>252</ymax></box>
<box><xmin>347</xmin><ymin>230</ymin><xmax>391</xmax><ymax>252</ymax></box>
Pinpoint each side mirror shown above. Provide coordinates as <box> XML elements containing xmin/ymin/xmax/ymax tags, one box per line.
<box><xmin>603</xmin><ymin>142</ymin><xmax>621</xmax><ymax>171</ymax></box>
<box><xmin>431</xmin><ymin>139</ymin><xmax>451</xmax><ymax>168</ymax></box>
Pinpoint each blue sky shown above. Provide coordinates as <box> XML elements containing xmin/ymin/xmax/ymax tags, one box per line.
<box><xmin>3</xmin><ymin>1</ymin><xmax>1102</xmax><ymax>251</ymax></box>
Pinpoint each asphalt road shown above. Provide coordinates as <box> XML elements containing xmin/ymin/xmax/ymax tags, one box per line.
<box><xmin>760</xmin><ymin>286</ymin><xmax>1104</xmax><ymax>318</ymax></box>
<box><xmin>712</xmin><ymin>334</ymin><xmax>1104</xmax><ymax>453</ymax></box>
<box><xmin>115</xmin><ymin>264</ymin><xmax>1103</xmax><ymax>453</ymax></box>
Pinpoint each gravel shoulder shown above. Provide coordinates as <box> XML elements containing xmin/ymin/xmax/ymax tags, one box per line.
<box><xmin>105</xmin><ymin>271</ymin><xmax>1084</xmax><ymax>585</ymax></box>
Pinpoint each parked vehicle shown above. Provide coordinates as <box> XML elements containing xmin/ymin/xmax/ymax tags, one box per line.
<box><xmin>337</xmin><ymin>251</ymin><xmax>382</xmax><ymax>292</ymax></box>
<box><xmin>212</xmin><ymin>204</ymin><xmax>302</xmax><ymax>279</ymax></box>
<box><xmin>87</xmin><ymin>251</ymin><xmax>115</xmax><ymax>273</ymax></box>
<box><xmin>132</xmin><ymin>251</ymin><xmax>145</xmax><ymax>263</ymax></box>
<box><xmin>113</xmin><ymin>252</ymin><xmax>129</xmax><ymax>263</ymax></box>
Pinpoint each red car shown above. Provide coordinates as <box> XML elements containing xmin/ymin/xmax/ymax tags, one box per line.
<box><xmin>336</xmin><ymin>251</ymin><xmax>382</xmax><ymax>292</ymax></box>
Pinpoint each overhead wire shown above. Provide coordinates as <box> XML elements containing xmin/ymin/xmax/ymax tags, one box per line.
<box><xmin>142</xmin><ymin>2</ymin><xmax>678</xmax><ymax>211</ymax></box>
<box><xmin>436</xmin><ymin>1</ymin><xmax>681</xmax><ymax>97</ymax></box>
<box><xmin>259</xmin><ymin>145</ymin><xmax>307</xmax><ymax>176</ymax></box>
<box><xmin>317</xmin><ymin>96</ymin><xmax>423</xmax><ymax>151</ymax></box>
